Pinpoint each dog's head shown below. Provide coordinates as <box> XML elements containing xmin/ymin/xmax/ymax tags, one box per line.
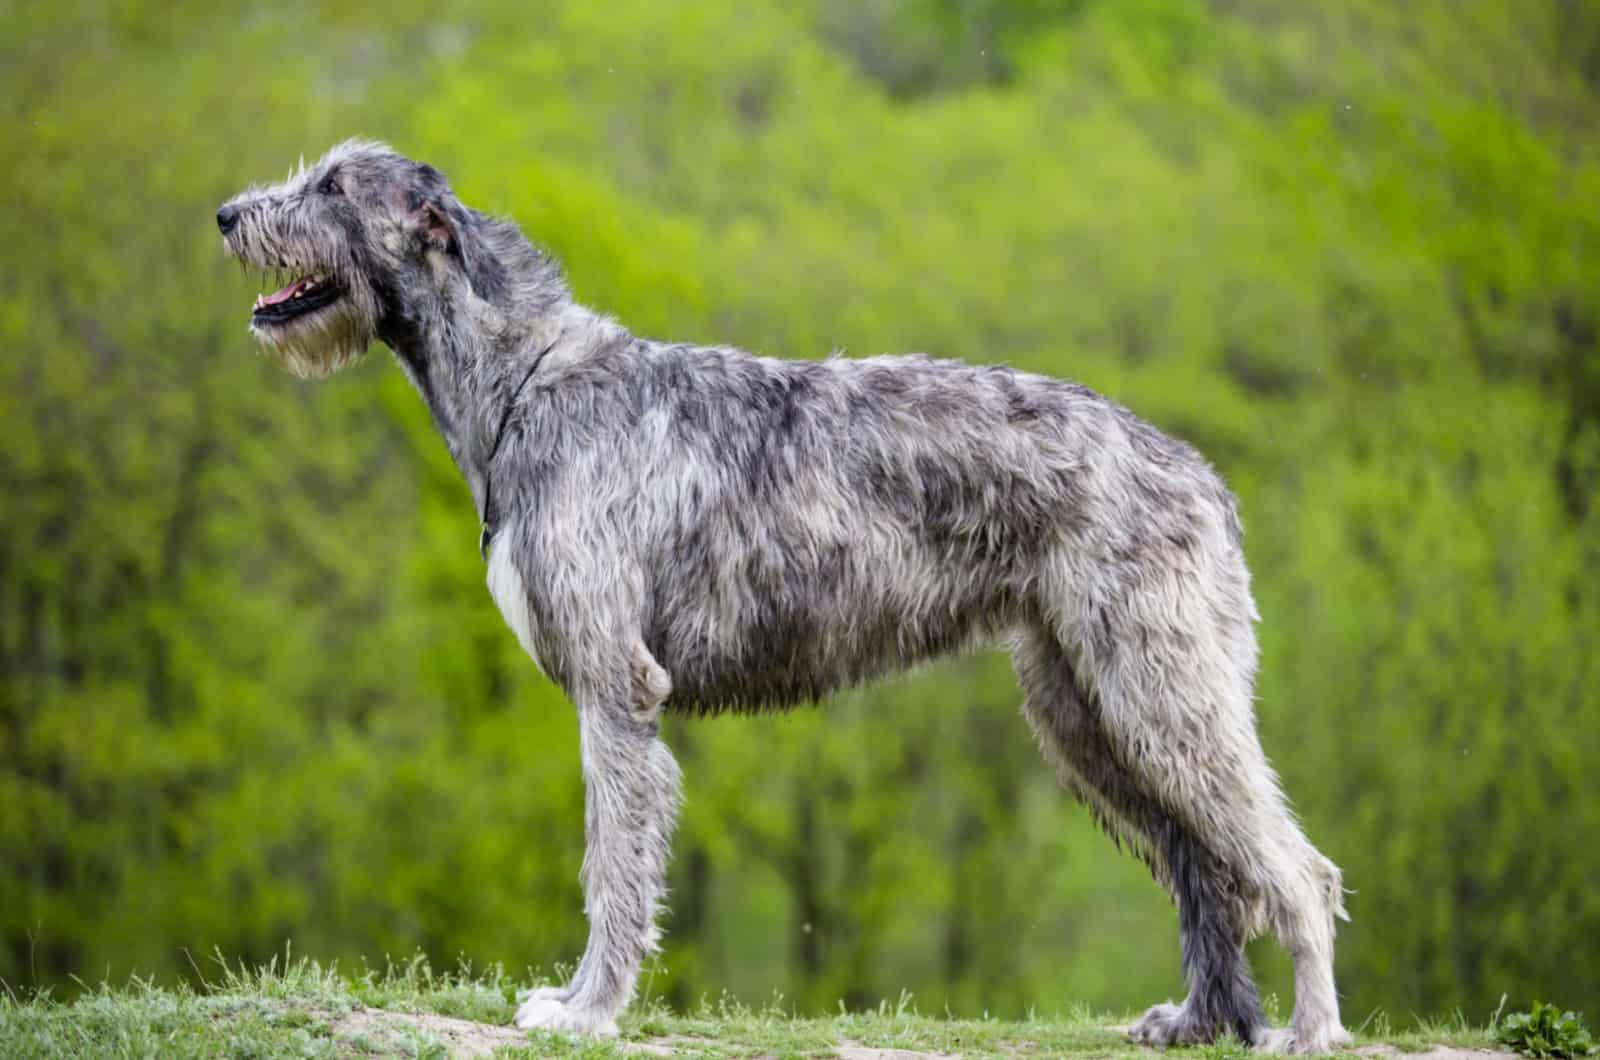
<box><xmin>217</xmin><ymin>140</ymin><xmax>503</xmax><ymax>378</ymax></box>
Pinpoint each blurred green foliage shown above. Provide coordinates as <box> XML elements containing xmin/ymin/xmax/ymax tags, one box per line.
<box><xmin>3</xmin><ymin>0</ymin><xmax>1598</xmax><ymax>1025</ymax></box>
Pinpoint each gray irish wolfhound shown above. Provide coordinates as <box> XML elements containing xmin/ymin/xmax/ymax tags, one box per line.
<box><xmin>217</xmin><ymin>141</ymin><xmax>1349</xmax><ymax>1053</ymax></box>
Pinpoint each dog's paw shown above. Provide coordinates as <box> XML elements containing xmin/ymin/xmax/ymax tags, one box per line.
<box><xmin>1257</xmin><ymin>1024</ymin><xmax>1353</xmax><ymax>1055</ymax></box>
<box><xmin>513</xmin><ymin>996</ymin><xmax>619</xmax><ymax>1036</ymax></box>
<box><xmin>1128</xmin><ymin>1001</ymin><xmax>1196</xmax><ymax>1047</ymax></box>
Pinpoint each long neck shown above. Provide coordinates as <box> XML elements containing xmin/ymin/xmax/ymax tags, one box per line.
<box><xmin>379</xmin><ymin>260</ymin><xmax>617</xmax><ymax>520</ymax></box>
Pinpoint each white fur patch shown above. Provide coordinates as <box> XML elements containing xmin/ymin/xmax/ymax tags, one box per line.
<box><xmin>513</xmin><ymin>996</ymin><xmax>619</xmax><ymax>1036</ymax></box>
<box><xmin>486</xmin><ymin>536</ymin><xmax>545</xmax><ymax>675</ymax></box>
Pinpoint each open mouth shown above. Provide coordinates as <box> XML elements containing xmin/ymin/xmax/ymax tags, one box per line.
<box><xmin>251</xmin><ymin>272</ymin><xmax>344</xmax><ymax>324</ymax></box>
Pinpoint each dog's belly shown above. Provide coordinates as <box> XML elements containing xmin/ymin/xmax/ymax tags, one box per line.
<box><xmin>647</xmin><ymin>573</ymin><xmax>1002</xmax><ymax>715</ymax></box>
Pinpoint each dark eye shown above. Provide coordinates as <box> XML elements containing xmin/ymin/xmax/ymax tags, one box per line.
<box><xmin>317</xmin><ymin>174</ymin><xmax>342</xmax><ymax>196</ymax></box>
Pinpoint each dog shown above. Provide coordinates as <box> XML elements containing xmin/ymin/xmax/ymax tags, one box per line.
<box><xmin>218</xmin><ymin>141</ymin><xmax>1350</xmax><ymax>1052</ymax></box>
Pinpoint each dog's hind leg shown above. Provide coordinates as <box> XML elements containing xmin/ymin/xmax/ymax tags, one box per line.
<box><xmin>1097</xmin><ymin>606</ymin><xmax>1347</xmax><ymax>1056</ymax></box>
<box><xmin>513</xmin><ymin>637</ymin><xmax>681</xmax><ymax>1036</ymax></box>
<box><xmin>1029</xmin><ymin>552</ymin><xmax>1349</xmax><ymax>1053</ymax></box>
<box><xmin>1012</xmin><ymin>625</ymin><xmax>1269</xmax><ymax>1047</ymax></box>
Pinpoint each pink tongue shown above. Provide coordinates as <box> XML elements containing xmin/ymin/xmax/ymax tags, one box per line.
<box><xmin>260</xmin><ymin>277</ymin><xmax>312</xmax><ymax>307</ymax></box>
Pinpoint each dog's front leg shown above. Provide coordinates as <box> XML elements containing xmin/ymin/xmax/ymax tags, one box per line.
<box><xmin>514</xmin><ymin>642</ymin><xmax>680</xmax><ymax>1036</ymax></box>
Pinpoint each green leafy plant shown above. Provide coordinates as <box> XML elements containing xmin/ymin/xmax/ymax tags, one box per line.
<box><xmin>1497</xmin><ymin>1002</ymin><xmax>1597</xmax><ymax>1058</ymax></box>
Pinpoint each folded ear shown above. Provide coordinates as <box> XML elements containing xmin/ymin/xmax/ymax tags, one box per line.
<box><xmin>416</xmin><ymin>199</ymin><xmax>454</xmax><ymax>251</ymax></box>
<box><xmin>408</xmin><ymin>192</ymin><xmax>508</xmax><ymax>304</ymax></box>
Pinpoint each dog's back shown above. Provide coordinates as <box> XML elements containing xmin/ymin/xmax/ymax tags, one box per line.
<box><xmin>511</xmin><ymin>339</ymin><xmax>1240</xmax><ymax>716</ymax></box>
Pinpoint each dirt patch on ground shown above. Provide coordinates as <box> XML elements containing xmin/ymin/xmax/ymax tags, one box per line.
<box><xmin>326</xmin><ymin>1009</ymin><xmax>1519</xmax><ymax>1059</ymax></box>
<box><xmin>625</xmin><ymin>1034</ymin><xmax>726</xmax><ymax>1056</ymax></box>
<box><xmin>329</xmin><ymin>1007</ymin><xmax>722</xmax><ymax>1057</ymax></box>
<box><xmin>835</xmin><ymin>1041</ymin><xmax>958</xmax><ymax>1059</ymax></box>
<box><xmin>1355</xmin><ymin>1047</ymin><xmax>1512</xmax><ymax>1060</ymax></box>
<box><xmin>333</xmin><ymin>1007</ymin><xmax>529</xmax><ymax>1057</ymax></box>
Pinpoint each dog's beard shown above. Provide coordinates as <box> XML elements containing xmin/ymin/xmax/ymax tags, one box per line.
<box><xmin>232</xmin><ymin>247</ymin><xmax>374</xmax><ymax>378</ymax></box>
<box><xmin>250</xmin><ymin>302</ymin><xmax>371</xmax><ymax>379</ymax></box>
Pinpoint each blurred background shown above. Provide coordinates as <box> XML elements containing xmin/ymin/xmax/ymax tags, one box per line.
<box><xmin>3</xmin><ymin>0</ymin><xmax>1598</xmax><ymax>1026</ymax></box>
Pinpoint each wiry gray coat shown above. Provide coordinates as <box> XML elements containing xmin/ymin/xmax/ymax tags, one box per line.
<box><xmin>218</xmin><ymin>141</ymin><xmax>1350</xmax><ymax>1053</ymax></box>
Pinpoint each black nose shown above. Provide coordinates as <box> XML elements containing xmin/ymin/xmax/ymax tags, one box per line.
<box><xmin>216</xmin><ymin>204</ymin><xmax>239</xmax><ymax>235</ymax></box>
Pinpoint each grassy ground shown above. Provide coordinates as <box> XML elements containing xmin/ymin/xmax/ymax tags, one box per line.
<box><xmin>0</xmin><ymin>955</ymin><xmax>1502</xmax><ymax>1059</ymax></box>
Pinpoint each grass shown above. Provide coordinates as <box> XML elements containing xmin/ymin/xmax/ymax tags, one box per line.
<box><xmin>0</xmin><ymin>953</ymin><xmax>1504</xmax><ymax>1059</ymax></box>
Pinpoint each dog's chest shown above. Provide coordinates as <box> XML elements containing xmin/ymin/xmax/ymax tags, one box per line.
<box><xmin>485</xmin><ymin>537</ymin><xmax>547</xmax><ymax>676</ymax></box>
